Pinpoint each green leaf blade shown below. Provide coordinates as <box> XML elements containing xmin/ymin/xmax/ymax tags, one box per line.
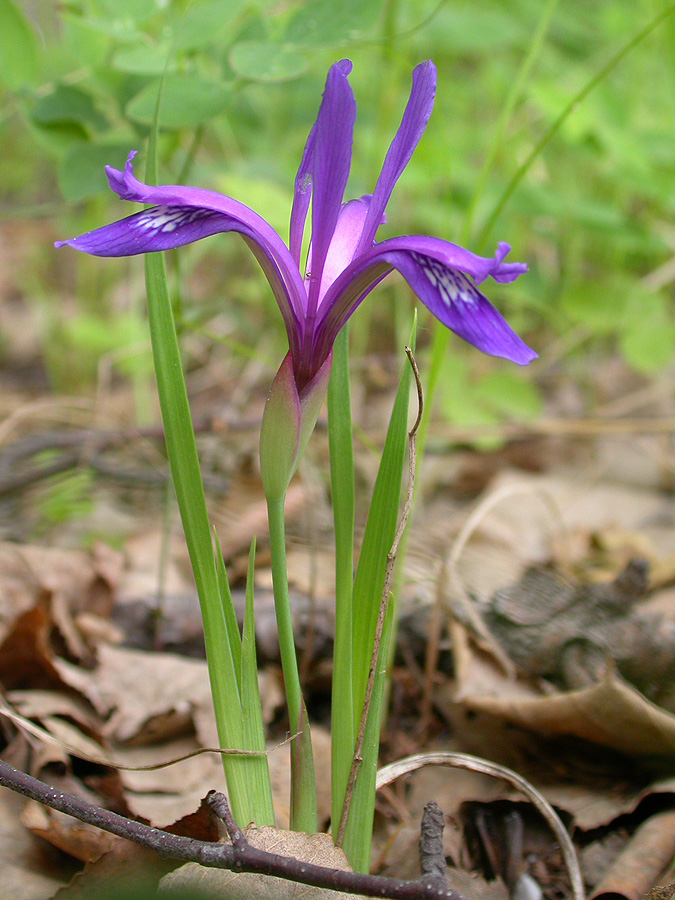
<box><xmin>240</xmin><ymin>540</ymin><xmax>276</xmax><ymax>825</ymax></box>
<box><xmin>328</xmin><ymin>327</ymin><xmax>356</xmax><ymax>835</ymax></box>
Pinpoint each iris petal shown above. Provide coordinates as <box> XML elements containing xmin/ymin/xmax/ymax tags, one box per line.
<box><xmin>305</xmin><ymin>60</ymin><xmax>356</xmax><ymax>316</ymax></box>
<box><xmin>319</xmin><ymin>236</ymin><xmax>536</xmax><ymax>366</ymax></box>
<box><xmin>56</xmin><ymin>152</ymin><xmax>305</xmax><ymax>347</ymax></box>
<box><xmin>356</xmin><ymin>60</ymin><xmax>437</xmax><ymax>256</ymax></box>
<box><xmin>289</xmin><ymin>122</ymin><xmax>316</xmax><ymax>267</ymax></box>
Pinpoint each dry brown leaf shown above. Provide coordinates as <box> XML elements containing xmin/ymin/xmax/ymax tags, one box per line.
<box><xmin>0</xmin><ymin>785</ymin><xmax>76</xmax><ymax>899</ymax></box>
<box><xmin>53</xmin><ymin>644</ymin><xmax>215</xmax><ymax>744</ymax></box>
<box><xmin>50</xmin><ymin>842</ymin><xmax>171</xmax><ymax>900</ymax></box>
<box><xmin>445</xmin><ymin>472</ymin><xmax>674</xmax><ymax>609</ymax></box>
<box><xmin>113</xmin><ymin>736</ymin><xmax>226</xmax><ymax>825</ymax></box>
<box><xmin>116</xmin><ymin>529</ymin><xmax>195</xmax><ymax>606</ymax></box>
<box><xmin>461</xmin><ymin>669</ymin><xmax>675</xmax><ymax>757</ymax></box>
<box><xmin>20</xmin><ymin>800</ymin><xmax>119</xmax><ymax>863</ymax></box>
<box><xmin>0</xmin><ymin>605</ymin><xmax>64</xmax><ymax>691</ymax></box>
<box><xmin>589</xmin><ymin>809</ymin><xmax>675</xmax><ymax>900</ymax></box>
<box><xmin>0</xmin><ymin>541</ymin><xmax>122</xmax><ymax>642</ymax></box>
<box><xmin>7</xmin><ymin>688</ymin><xmax>101</xmax><ymax>736</ymax></box>
<box><xmin>159</xmin><ymin>827</ymin><xmax>366</xmax><ymax>899</ymax></box>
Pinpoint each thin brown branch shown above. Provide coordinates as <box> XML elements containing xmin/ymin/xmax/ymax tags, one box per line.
<box><xmin>0</xmin><ymin>759</ymin><xmax>464</xmax><ymax>900</ymax></box>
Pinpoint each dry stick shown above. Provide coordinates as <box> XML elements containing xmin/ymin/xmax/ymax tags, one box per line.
<box><xmin>0</xmin><ymin>760</ymin><xmax>466</xmax><ymax>900</ymax></box>
<box><xmin>0</xmin><ymin>419</ymin><xmax>229</xmax><ymax>497</ymax></box>
<box><xmin>419</xmin><ymin>802</ymin><xmax>448</xmax><ymax>886</ymax></box>
<box><xmin>336</xmin><ymin>347</ymin><xmax>424</xmax><ymax>848</ymax></box>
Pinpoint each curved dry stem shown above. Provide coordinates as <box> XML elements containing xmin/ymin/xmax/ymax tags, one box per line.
<box><xmin>377</xmin><ymin>751</ymin><xmax>584</xmax><ymax>900</ymax></box>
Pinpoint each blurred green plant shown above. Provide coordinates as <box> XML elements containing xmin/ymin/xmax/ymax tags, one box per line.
<box><xmin>36</xmin><ymin>465</ymin><xmax>95</xmax><ymax>526</ymax></box>
<box><xmin>2</xmin><ymin>0</ymin><xmax>674</xmax><ymax>437</ymax></box>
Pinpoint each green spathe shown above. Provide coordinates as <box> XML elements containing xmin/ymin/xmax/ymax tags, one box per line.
<box><xmin>259</xmin><ymin>351</ymin><xmax>332</xmax><ymax>502</ymax></box>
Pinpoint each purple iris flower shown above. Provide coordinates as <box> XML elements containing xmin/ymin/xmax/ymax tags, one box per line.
<box><xmin>56</xmin><ymin>59</ymin><xmax>535</xmax><ymax>392</ymax></box>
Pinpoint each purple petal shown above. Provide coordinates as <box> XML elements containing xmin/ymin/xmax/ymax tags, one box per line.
<box><xmin>56</xmin><ymin>152</ymin><xmax>306</xmax><ymax>352</ymax></box>
<box><xmin>355</xmin><ymin>60</ymin><xmax>436</xmax><ymax>256</ymax></box>
<box><xmin>305</xmin><ymin>60</ymin><xmax>356</xmax><ymax>317</ymax></box>
<box><xmin>318</xmin><ymin>236</ymin><xmax>536</xmax><ymax>366</ymax></box>
<box><xmin>385</xmin><ymin>250</ymin><xmax>536</xmax><ymax>364</ymax></box>
<box><xmin>289</xmin><ymin>120</ymin><xmax>316</xmax><ymax>266</ymax></box>
<box><xmin>304</xmin><ymin>197</ymin><xmax>370</xmax><ymax>307</ymax></box>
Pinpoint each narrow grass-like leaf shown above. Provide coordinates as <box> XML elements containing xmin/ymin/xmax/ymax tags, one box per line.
<box><xmin>343</xmin><ymin>325</ymin><xmax>415</xmax><ymax>870</ymax></box>
<box><xmin>240</xmin><ymin>539</ymin><xmax>276</xmax><ymax>825</ymax></box>
<box><xmin>351</xmin><ymin>328</ymin><xmax>414</xmax><ymax>716</ymax></box>
<box><xmin>143</xmin><ymin>72</ymin><xmax>253</xmax><ymax>824</ymax></box>
<box><xmin>328</xmin><ymin>327</ymin><xmax>356</xmax><ymax>832</ymax></box>
<box><xmin>343</xmin><ymin>599</ymin><xmax>395</xmax><ymax>873</ymax></box>
<box><xmin>216</xmin><ymin>534</ymin><xmax>242</xmax><ymax>688</ymax></box>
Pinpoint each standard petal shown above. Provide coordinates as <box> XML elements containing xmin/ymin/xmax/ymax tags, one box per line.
<box><xmin>56</xmin><ymin>152</ymin><xmax>306</xmax><ymax>348</ymax></box>
<box><xmin>355</xmin><ymin>60</ymin><xmax>436</xmax><ymax>255</ymax></box>
<box><xmin>305</xmin><ymin>59</ymin><xmax>356</xmax><ymax>316</ymax></box>
<box><xmin>304</xmin><ymin>197</ymin><xmax>369</xmax><ymax>306</ymax></box>
<box><xmin>289</xmin><ymin>121</ymin><xmax>316</xmax><ymax>267</ymax></box>
<box><xmin>318</xmin><ymin>236</ymin><xmax>536</xmax><ymax>366</ymax></box>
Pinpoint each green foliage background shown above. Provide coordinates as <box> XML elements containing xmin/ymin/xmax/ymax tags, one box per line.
<box><xmin>1</xmin><ymin>0</ymin><xmax>675</xmax><ymax>420</ymax></box>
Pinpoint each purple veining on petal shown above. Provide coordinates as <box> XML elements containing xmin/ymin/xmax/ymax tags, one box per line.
<box><xmin>394</xmin><ymin>250</ymin><xmax>536</xmax><ymax>364</ymax></box>
<box><xmin>110</xmin><ymin>153</ymin><xmax>306</xmax><ymax>314</ymax></box>
<box><xmin>57</xmin><ymin>152</ymin><xmax>306</xmax><ymax>332</ymax></box>
<box><xmin>319</xmin><ymin>236</ymin><xmax>535</xmax><ymax>366</ymax></box>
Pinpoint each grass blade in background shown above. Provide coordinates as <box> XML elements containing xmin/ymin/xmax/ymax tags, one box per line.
<box><xmin>328</xmin><ymin>327</ymin><xmax>356</xmax><ymax>833</ymax></box>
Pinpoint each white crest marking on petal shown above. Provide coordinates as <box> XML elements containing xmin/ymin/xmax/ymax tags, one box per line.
<box><xmin>135</xmin><ymin>205</ymin><xmax>213</xmax><ymax>234</ymax></box>
<box><xmin>412</xmin><ymin>252</ymin><xmax>479</xmax><ymax>308</ymax></box>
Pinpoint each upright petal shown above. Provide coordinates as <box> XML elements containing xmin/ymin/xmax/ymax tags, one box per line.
<box><xmin>305</xmin><ymin>60</ymin><xmax>356</xmax><ymax>317</ymax></box>
<box><xmin>355</xmin><ymin>60</ymin><xmax>436</xmax><ymax>256</ymax></box>
<box><xmin>56</xmin><ymin>152</ymin><xmax>306</xmax><ymax>351</ymax></box>
<box><xmin>318</xmin><ymin>236</ymin><xmax>536</xmax><ymax>366</ymax></box>
<box><xmin>304</xmin><ymin>197</ymin><xmax>370</xmax><ymax>306</ymax></box>
<box><xmin>289</xmin><ymin>120</ymin><xmax>316</xmax><ymax>268</ymax></box>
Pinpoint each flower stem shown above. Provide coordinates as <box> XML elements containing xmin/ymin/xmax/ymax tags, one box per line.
<box><xmin>266</xmin><ymin>492</ymin><xmax>318</xmax><ymax>834</ymax></box>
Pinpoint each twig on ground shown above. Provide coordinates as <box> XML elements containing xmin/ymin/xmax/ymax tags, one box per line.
<box><xmin>207</xmin><ymin>791</ymin><xmax>246</xmax><ymax>847</ymax></box>
<box><xmin>0</xmin><ymin>759</ymin><xmax>465</xmax><ymax>900</ymax></box>
<box><xmin>0</xmin><ymin>421</ymin><xmax>229</xmax><ymax>498</ymax></box>
<box><xmin>419</xmin><ymin>802</ymin><xmax>448</xmax><ymax>886</ymax></box>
